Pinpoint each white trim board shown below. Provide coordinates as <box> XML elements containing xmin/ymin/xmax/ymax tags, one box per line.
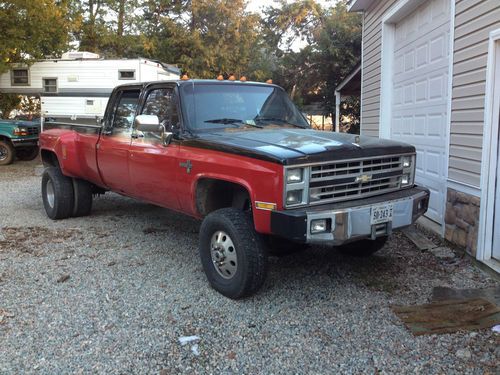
<box><xmin>477</xmin><ymin>28</ymin><xmax>500</xmax><ymax>264</ymax></box>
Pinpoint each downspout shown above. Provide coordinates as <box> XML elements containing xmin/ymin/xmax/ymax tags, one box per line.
<box><xmin>335</xmin><ymin>90</ymin><xmax>341</xmax><ymax>132</ymax></box>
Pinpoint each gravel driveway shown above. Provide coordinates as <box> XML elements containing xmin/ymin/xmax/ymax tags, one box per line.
<box><xmin>1</xmin><ymin>160</ymin><xmax>499</xmax><ymax>374</ymax></box>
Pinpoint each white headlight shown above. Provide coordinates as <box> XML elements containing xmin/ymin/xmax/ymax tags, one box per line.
<box><xmin>402</xmin><ymin>156</ymin><xmax>412</xmax><ymax>168</ymax></box>
<box><xmin>311</xmin><ymin>219</ymin><xmax>327</xmax><ymax>234</ymax></box>
<box><xmin>286</xmin><ymin>168</ymin><xmax>303</xmax><ymax>183</ymax></box>
<box><xmin>401</xmin><ymin>174</ymin><xmax>410</xmax><ymax>185</ymax></box>
<box><xmin>286</xmin><ymin>190</ymin><xmax>303</xmax><ymax>205</ymax></box>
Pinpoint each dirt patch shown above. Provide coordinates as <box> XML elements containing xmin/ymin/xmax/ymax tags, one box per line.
<box><xmin>0</xmin><ymin>226</ymin><xmax>82</xmax><ymax>255</ymax></box>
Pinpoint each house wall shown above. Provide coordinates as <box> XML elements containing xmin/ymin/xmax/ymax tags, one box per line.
<box><xmin>359</xmin><ymin>0</ymin><xmax>500</xmax><ymax>256</ymax></box>
<box><xmin>360</xmin><ymin>0</ymin><xmax>399</xmax><ymax>137</ymax></box>
<box><xmin>450</xmin><ymin>0</ymin><xmax>500</xmax><ymax>188</ymax></box>
<box><xmin>445</xmin><ymin>0</ymin><xmax>500</xmax><ymax>255</ymax></box>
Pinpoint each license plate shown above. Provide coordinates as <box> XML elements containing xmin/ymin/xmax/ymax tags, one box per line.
<box><xmin>370</xmin><ymin>204</ymin><xmax>393</xmax><ymax>225</ymax></box>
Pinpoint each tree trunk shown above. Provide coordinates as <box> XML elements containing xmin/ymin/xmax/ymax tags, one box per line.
<box><xmin>117</xmin><ymin>0</ymin><xmax>125</xmax><ymax>37</ymax></box>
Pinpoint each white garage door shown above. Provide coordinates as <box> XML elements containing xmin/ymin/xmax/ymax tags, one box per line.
<box><xmin>391</xmin><ymin>0</ymin><xmax>450</xmax><ymax>224</ymax></box>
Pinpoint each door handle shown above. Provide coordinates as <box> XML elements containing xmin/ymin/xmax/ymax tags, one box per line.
<box><xmin>131</xmin><ymin>131</ymin><xmax>144</xmax><ymax>139</ymax></box>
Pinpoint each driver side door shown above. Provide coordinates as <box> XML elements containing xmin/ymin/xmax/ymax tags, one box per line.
<box><xmin>128</xmin><ymin>85</ymin><xmax>181</xmax><ymax>210</ymax></box>
<box><xmin>97</xmin><ymin>88</ymin><xmax>140</xmax><ymax>194</ymax></box>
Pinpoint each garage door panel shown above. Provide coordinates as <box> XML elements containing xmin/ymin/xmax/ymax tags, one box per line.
<box><xmin>394</xmin><ymin>0</ymin><xmax>450</xmax><ymax>51</ymax></box>
<box><xmin>390</xmin><ymin>0</ymin><xmax>450</xmax><ymax>225</ymax></box>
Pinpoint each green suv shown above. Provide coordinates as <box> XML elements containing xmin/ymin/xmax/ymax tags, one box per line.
<box><xmin>0</xmin><ymin>119</ymin><xmax>40</xmax><ymax>165</ymax></box>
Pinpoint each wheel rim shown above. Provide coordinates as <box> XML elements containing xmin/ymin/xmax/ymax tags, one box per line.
<box><xmin>46</xmin><ymin>179</ymin><xmax>55</xmax><ymax>208</ymax></box>
<box><xmin>210</xmin><ymin>231</ymin><xmax>238</xmax><ymax>279</ymax></box>
<box><xmin>0</xmin><ymin>145</ymin><xmax>7</xmax><ymax>161</ymax></box>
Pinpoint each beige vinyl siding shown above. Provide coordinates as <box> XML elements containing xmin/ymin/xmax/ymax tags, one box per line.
<box><xmin>449</xmin><ymin>0</ymin><xmax>500</xmax><ymax>187</ymax></box>
<box><xmin>360</xmin><ymin>0</ymin><xmax>399</xmax><ymax>137</ymax></box>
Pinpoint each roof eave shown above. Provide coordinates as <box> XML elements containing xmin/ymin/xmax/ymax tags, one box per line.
<box><xmin>348</xmin><ymin>0</ymin><xmax>374</xmax><ymax>12</ymax></box>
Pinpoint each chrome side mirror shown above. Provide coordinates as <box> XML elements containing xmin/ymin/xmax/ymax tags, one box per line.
<box><xmin>161</xmin><ymin>130</ymin><xmax>173</xmax><ymax>146</ymax></box>
<box><xmin>135</xmin><ymin>114</ymin><xmax>161</xmax><ymax>132</ymax></box>
<box><xmin>134</xmin><ymin>115</ymin><xmax>172</xmax><ymax>146</ymax></box>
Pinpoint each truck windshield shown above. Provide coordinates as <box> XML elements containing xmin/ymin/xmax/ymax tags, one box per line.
<box><xmin>180</xmin><ymin>83</ymin><xmax>309</xmax><ymax>132</ymax></box>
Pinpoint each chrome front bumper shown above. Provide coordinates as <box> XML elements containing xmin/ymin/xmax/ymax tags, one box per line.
<box><xmin>270</xmin><ymin>186</ymin><xmax>430</xmax><ymax>245</ymax></box>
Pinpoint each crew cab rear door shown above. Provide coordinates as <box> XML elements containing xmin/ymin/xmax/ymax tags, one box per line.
<box><xmin>97</xmin><ymin>87</ymin><xmax>141</xmax><ymax>193</ymax></box>
<box><xmin>128</xmin><ymin>84</ymin><xmax>181</xmax><ymax>210</ymax></box>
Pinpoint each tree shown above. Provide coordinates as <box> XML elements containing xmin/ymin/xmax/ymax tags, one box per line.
<box><xmin>0</xmin><ymin>94</ymin><xmax>21</xmax><ymax>119</ymax></box>
<box><xmin>141</xmin><ymin>0</ymin><xmax>263</xmax><ymax>79</ymax></box>
<box><xmin>262</xmin><ymin>0</ymin><xmax>361</xmax><ymax>119</ymax></box>
<box><xmin>0</xmin><ymin>0</ymin><xmax>73</xmax><ymax>73</ymax></box>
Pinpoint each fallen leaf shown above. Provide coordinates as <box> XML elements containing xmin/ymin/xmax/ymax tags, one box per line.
<box><xmin>57</xmin><ymin>274</ymin><xmax>70</xmax><ymax>283</ymax></box>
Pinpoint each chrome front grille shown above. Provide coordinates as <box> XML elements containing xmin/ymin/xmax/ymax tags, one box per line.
<box><xmin>309</xmin><ymin>155</ymin><xmax>408</xmax><ymax>204</ymax></box>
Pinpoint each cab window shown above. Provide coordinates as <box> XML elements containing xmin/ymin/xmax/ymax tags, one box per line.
<box><xmin>108</xmin><ymin>89</ymin><xmax>141</xmax><ymax>134</ymax></box>
<box><xmin>141</xmin><ymin>87</ymin><xmax>180</xmax><ymax>133</ymax></box>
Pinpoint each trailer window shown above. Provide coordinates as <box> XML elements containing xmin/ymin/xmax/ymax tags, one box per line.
<box><xmin>119</xmin><ymin>70</ymin><xmax>136</xmax><ymax>80</ymax></box>
<box><xmin>43</xmin><ymin>78</ymin><xmax>57</xmax><ymax>93</ymax></box>
<box><xmin>11</xmin><ymin>69</ymin><xmax>29</xmax><ymax>86</ymax></box>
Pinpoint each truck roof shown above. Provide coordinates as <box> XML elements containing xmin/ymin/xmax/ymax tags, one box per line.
<box><xmin>114</xmin><ymin>79</ymin><xmax>280</xmax><ymax>90</ymax></box>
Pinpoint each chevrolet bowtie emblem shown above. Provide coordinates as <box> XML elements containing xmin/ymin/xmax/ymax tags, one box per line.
<box><xmin>180</xmin><ymin>160</ymin><xmax>192</xmax><ymax>173</ymax></box>
<box><xmin>355</xmin><ymin>174</ymin><xmax>372</xmax><ymax>183</ymax></box>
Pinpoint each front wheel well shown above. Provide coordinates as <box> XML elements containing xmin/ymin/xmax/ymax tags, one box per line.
<box><xmin>196</xmin><ymin>178</ymin><xmax>251</xmax><ymax>217</ymax></box>
<box><xmin>0</xmin><ymin>135</ymin><xmax>12</xmax><ymax>144</ymax></box>
<box><xmin>41</xmin><ymin>149</ymin><xmax>60</xmax><ymax>168</ymax></box>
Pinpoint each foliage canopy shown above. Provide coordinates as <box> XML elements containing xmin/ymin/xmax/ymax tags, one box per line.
<box><xmin>0</xmin><ymin>0</ymin><xmax>361</xmax><ymax>121</ymax></box>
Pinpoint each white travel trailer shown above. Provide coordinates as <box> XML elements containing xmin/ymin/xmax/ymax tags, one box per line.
<box><xmin>0</xmin><ymin>52</ymin><xmax>180</xmax><ymax>125</ymax></box>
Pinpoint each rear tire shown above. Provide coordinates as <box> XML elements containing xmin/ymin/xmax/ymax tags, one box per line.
<box><xmin>338</xmin><ymin>236</ymin><xmax>388</xmax><ymax>257</ymax></box>
<box><xmin>41</xmin><ymin>167</ymin><xmax>74</xmax><ymax>220</ymax></box>
<box><xmin>0</xmin><ymin>140</ymin><xmax>15</xmax><ymax>165</ymax></box>
<box><xmin>16</xmin><ymin>146</ymin><xmax>39</xmax><ymax>161</ymax></box>
<box><xmin>72</xmin><ymin>178</ymin><xmax>93</xmax><ymax>217</ymax></box>
<box><xmin>199</xmin><ymin>208</ymin><xmax>268</xmax><ymax>299</ymax></box>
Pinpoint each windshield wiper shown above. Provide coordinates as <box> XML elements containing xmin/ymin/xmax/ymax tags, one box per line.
<box><xmin>204</xmin><ymin>118</ymin><xmax>263</xmax><ymax>128</ymax></box>
<box><xmin>254</xmin><ymin>116</ymin><xmax>305</xmax><ymax>128</ymax></box>
<box><xmin>205</xmin><ymin>118</ymin><xmax>244</xmax><ymax>125</ymax></box>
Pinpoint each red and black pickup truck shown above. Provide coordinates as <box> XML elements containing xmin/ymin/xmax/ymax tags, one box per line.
<box><xmin>39</xmin><ymin>79</ymin><xmax>429</xmax><ymax>299</ymax></box>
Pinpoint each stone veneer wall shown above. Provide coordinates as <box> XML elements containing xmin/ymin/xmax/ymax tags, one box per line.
<box><xmin>444</xmin><ymin>188</ymin><xmax>480</xmax><ymax>256</ymax></box>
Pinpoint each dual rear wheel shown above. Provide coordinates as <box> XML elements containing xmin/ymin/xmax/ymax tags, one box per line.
<box><xmin>41</xmin><ymin>167</ymin><xmax>93</xmax><ymax>219</ymax></box>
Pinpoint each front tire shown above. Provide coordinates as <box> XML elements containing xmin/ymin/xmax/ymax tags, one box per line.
<box><xmin>41</xmin><ymin>167</ymin><xmax>74</xmax><ymax>220</ymax></box>
<box><xmin>338</xmin><ymin>236</ymin><xmax>388</xmax><ymax>257</ymax></box>
<box><xmin>0</xmin><ymin>140</ymin><xmax>15</xmax><ymax>165</ymax></box>
<box><xmin>199</xmin><ymin>208</ymin><xmax>268</xmax><ymax>299</ymax></box>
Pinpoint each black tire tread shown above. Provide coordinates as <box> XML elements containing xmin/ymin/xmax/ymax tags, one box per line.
<box><xmin>72</xmin><ymin>178</ymin><xmax>93</xmax><ymax>217</ymax></box>
<box><xmin>0</xmin><ymin>140</ymin><xmax>15</xmax><ymax>165</ymax></box>
<box><xmin>199</xmin><ymin>208</ymin><xmax>267</xmax><ymax>299</ymax></box>
<box><xmin>41</xmin><ymin>167</ymin><xmax>74</xmax><ymax>220</ymax></box>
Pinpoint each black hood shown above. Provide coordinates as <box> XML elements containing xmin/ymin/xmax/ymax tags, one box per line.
<box><xmin>182</xmin><ymin>128</ymin><xmax>415</xmax><ymax>165</ymax></box>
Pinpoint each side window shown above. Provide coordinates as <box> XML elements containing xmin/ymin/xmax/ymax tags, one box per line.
<box><xmin>141</xmin><ymin>88</ymin><xmax>180</xmax><ymax>133</ymax></box>
<box><xmin>110</xmin><ymin>89</ymin><xmax>141</xmax><ymax>134</ymax></box>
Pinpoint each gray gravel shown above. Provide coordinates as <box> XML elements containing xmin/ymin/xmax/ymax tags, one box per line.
<box><xmin>1</xmin><ymin>159</ymin><xmax>499</xmax><ymax>374</ymax></box>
